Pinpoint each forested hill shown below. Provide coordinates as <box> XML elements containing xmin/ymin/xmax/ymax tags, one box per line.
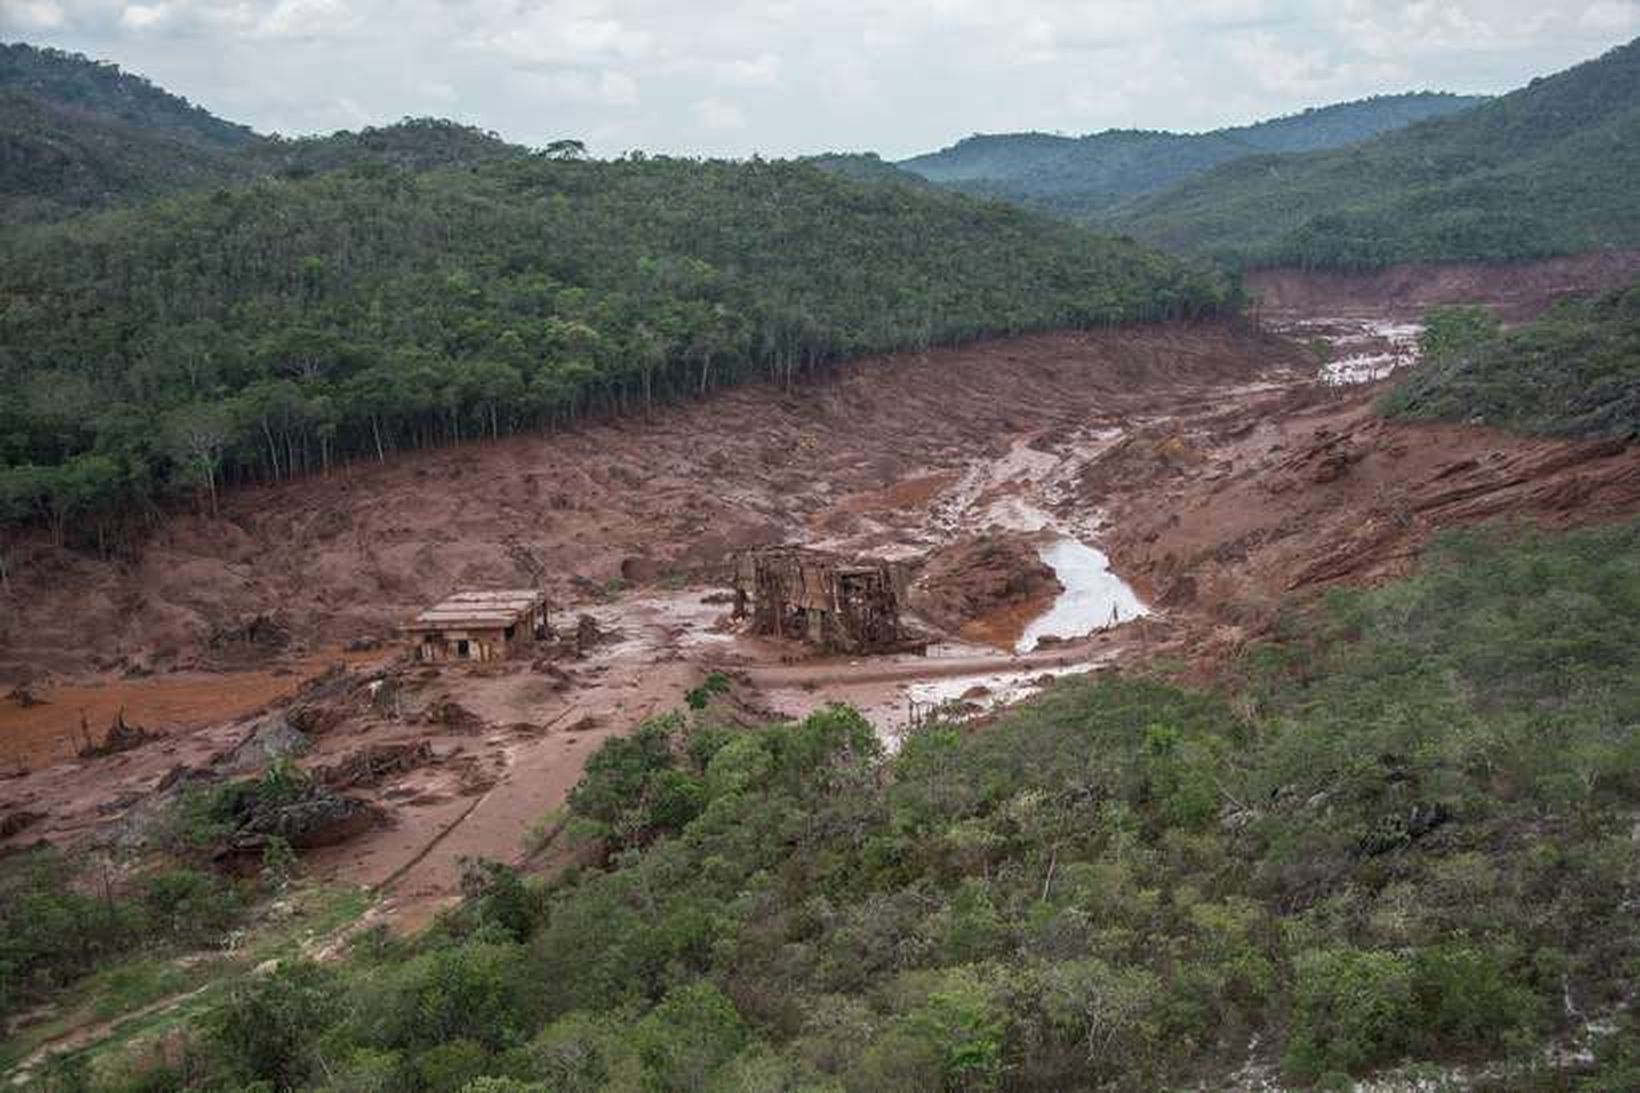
<box><xmin>1112</xmin><ymin>37</ymin><xmax>1640</xmax><ymax>269</ymax></box>
<box><xmin>0</xmin><ymin>89</ymin><xmax>258</xmax><ymax>224</ymax></box>
<box><xmin>0</xmin><ymin>155</ymin><xmax>1236</xmax><ymax>540</ymax></box>
<box><xmin>0</xmin><ymin>41</ymin><xmax>257</xmax><ymax>150</ymax></box>
<box><xmin>897</xmin><ymin>92</ymin><xmax>1485</xmax><ymax>219</ymax></box>
<box><xmin>0</xmin><ymin>42</ymin><xmax>525</xmax><ymax>223</ymax></box>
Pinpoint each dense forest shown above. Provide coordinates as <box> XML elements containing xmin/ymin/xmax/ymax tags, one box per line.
<box><xmin>8</xmin><ymin>520</ymin><xmax>1637</xmax><ymax>1089</ymax></box>
<box><xmin>897</xmin><ymin>93</ymin><xmax>1486</xmax><ymax>220</ymax></box>
<box><xmin>1382</xmin><ymin>283</ymin><xmax>1640</xmax><ymax>439</ymax></box>
<box><xmin>0</xmin><ymin>153</ymin><xmax>1237</xmax><ymax>546</ymax></box>
<box><xmin>1112</xmin><ymin>37</ymin><xmax>1640</xmax><ymax>269</ymax></box>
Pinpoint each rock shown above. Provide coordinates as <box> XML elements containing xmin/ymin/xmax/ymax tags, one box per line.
<box><xmin>217</xmin><ymin>712</ymin><xmax>311</xmax><ymax>774</ymax></box>
<box><xmin>230</xmin><ymin>791</ymin><xmax>379</xmax><ymax>851</ymax></box>
<box><xmin>619</xmin><ymin>556</ymin><xmax>662</xmax><ymax>583</ymax></box>
<box><xmin>422</xmin><ymin>699</ymin><xmax>484</xmax><ymax>732</ymax></box>
<box><xmin>960</xmin><ymin>685</ymin><xmax>992</xmax><ymax>701</ymax></box>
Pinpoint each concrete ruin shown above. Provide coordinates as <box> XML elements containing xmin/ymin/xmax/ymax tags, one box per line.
<box><xmin>403</xmin><ymin>589</ymin><xmax>550</xmax><ymax>662</ymax></box>
<box><xmin>732</xmin><ymin>547</ymin><xmax>922</xmax><ymax>654</ymax></box>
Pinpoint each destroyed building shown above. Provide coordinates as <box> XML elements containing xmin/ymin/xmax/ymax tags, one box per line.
<box><xmin>403</xmin><ymin>589</ymin><xmax>550</xmax><ymax>662</ymax></box>
<box><xmin>732</xmin><ymin>547</ymin><xmax>921</xmax><ymax>654</ymax></box>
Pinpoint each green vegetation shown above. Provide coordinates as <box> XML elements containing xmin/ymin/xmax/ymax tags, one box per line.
<box><xmin>897</xmin><ymin>93</ymin><xmax>1485</xmax><ymax>220</ymax></box>
<box><xmin>1113</xmin><ymin>37</ymin><xmax>1640</xmax><ymax>268</ymax></box>
<box><xmin>0</xmin><ymin>152</ymin><xmax>1235</xmax><ymax>545</ymax></box>
<box><xmin>0</xmin><ymin>42</ymin><xmax>255</xmax><ymax>151</ymax></box>
<box><xmin>1383</xmin><ymin>283</ymin><xmax>1640</xmax><ymax>438</ymax></box>
<box><xmin>36</xmin><ymin>520</ymin><xmax>1636</xmax><ymax>1090</ymax></box>
<box><xmin>0</xmin><ymin>851</ymin><xmax>242</xmax><ymax>1028</ymax></box>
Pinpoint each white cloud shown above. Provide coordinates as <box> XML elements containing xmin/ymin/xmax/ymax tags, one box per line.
<box><xmin>1580</xmin><ymin>1</ymin><xmax>1640</xmax><ymax>33</ymax></box>
<box><xmin>12</xmin><ymin>0</ymin><xmax>67</xmax><ymax>29</ymax></box>
<box><xmin>463</xmin><ymin>3</ymin><xmax>652</xmax><ymax>67</ymax></box>
<box><xmin>120</xmin><ymin>3</ymin><xmax>174</xmax><ymax>30</ymax></box>
<box><xmin>715</xmin><ymin>52</ymin><xmax>780</xmax><ymax>87</ymax></box>
<box><xmin>691</xmin><ymin>95</ymin><xmax>745</xmax><ymax>131</ymax></box>
<box><xmin>13</xmin><ymin>0</ymin><xmax>1640</xmax><ymax>157</ymax></box>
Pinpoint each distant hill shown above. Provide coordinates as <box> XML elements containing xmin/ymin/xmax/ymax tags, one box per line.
<box><xmin>803</xmin><ymin>152</ymin><xmax>938</xmax><ymax>191</ymax></box>
<box><xmin>898</xmin><ymin>93</ymin><xmax>1486</xmax><ymax>219</ymax></box>
<box><xmin>0</xmin><ymin>41</ymin><xmax>257</xmax><ymax>150</ymax></box>
<box><xmin>1112</xmin><ymin>37</ymin><xmax>1640</xmax><ymax>269</ymax></box>
<box><xmin>0</xmin><ymin>89</ymin><xmax>254</xmax><ymax>222</ymax></box>
<box><xmin>0</xmin><ymin>42</ymin><xmax>525</xmax><ymax>223</ymax></box>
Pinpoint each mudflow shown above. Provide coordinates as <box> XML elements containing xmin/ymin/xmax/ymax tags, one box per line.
<box><xmin>3</xmin><ymin>255</ymin><xmax>1639</xmax><ymax>928</ymax></box>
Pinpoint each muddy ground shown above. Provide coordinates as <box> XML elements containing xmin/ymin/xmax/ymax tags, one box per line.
<box><xmin>3</xmin><ymin>255</ymin><xmax>1638</xmax><ymax>931</ymax></box>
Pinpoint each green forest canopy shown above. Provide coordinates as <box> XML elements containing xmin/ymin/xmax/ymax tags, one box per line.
<box><xmin>0</xmin><ymin>153</ymin><xmax>1238</xmax><ymax>544</ymax></box>
<box><xmin>1110</xmin><ymin>36</ymin><xmax>1640</xmax><ymax>269</ymax></box>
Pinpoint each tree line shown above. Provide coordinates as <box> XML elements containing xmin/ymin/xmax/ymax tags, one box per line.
<box><xmin>0</xmin><ymin>153</ymin><xmax>1240</xmax><ymax>552</ymax></box>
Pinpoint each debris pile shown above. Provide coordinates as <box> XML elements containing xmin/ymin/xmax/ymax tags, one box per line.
<box><xmin>317</xmin><ymin>742</ymin><xmax>435</xmax><ymax>790</ymax></box>
<box><xmin>76</xmin><ymin>709</ymin><xmax>163</xmax><ymax>759</ymax></box>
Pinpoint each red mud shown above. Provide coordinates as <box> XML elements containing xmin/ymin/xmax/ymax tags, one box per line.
<box><xmin>0</xmin><ymin>322</ymin><xmax>1297</xmax><ymax>683</ymax></box>
<box><xmin>0</xmin><ymin>652</ymin><xmax>378</xmax><ymax>772</ymax></box>
<box><xmin>4</xmin><ymin>254</ymin><xmax>1638</xmax><ymax>927</ymax></box>
<box><xmin>1247</xmin><ymin>250</ymin><xmax>1640</xmax><ymax>321</ymax></box>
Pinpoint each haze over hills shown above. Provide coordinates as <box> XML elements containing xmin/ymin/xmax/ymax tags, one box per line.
<box><xmin>897</xmin><ymin>92</ymin><xmax>1488</xmax><ymax>219</ymax></box>
<box><xmin>1112</xmin><ymin>36</ymin><xmax>1640</xmax><ymax>269</ymax></box>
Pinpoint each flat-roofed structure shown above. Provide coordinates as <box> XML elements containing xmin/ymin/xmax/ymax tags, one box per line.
<box><xmin>403</xmin><ymin>589</ymin><xmax>549</xmax><ymax>662</ymax></box>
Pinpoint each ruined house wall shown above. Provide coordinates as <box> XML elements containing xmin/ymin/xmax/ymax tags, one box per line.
<box><xmin>732</xmin><ymin>548</ymin><xmax>914</xmax><ymax>653</ymax></box>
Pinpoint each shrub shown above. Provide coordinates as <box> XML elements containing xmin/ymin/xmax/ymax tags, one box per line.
<box><xmin>632</xmin><ymin>982</ymin><xmax>751</xmax><ymax>1091</ymax></box>
<box><xmin>1283</xmin><ymin>947</ymin><xmax>1417</xmax><ymax>1079</ymax></box>
<box><xmin>211</xmin><ymin>960</ymin><xmax>345</xmax><ymax>1089</ymax></box>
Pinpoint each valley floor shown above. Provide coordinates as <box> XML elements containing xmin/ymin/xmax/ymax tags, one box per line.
<box><xmin>3</xmin><ymin>257</ymin><xmax>1639</xmax><ymax>953</ymax></box>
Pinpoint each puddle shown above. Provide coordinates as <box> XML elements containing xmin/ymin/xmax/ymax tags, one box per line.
<box><xmin>1016</xmin><ymin>539</ymin><xmax>1147</xmax><ymax>652</ymax></box>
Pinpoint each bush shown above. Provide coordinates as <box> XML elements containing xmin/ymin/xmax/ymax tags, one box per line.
<box><xmin>212</xmin><ymin>960</ymin><xmax>345</xmax><ymax>1089</ymax></box>
<box><xmin>632</xmin><ymin>982</ymin><xmax>751</xmax><ymax>1091</ymax></box>
<box><xmin>1283</xmin><ymin>947</ymin><xmax>1418</xmax><ymax>1079</ymax></box>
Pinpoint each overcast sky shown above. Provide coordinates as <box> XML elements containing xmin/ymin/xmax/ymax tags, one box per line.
<box><xmin>7</xmin><ymin>1</ymin><xmax>1640</xmax><ymax>158</ymax></box>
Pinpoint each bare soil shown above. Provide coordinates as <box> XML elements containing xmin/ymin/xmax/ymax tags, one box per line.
<box><xmin>4</xmin><ymin>253</ymin><xmax>1637</xmax><ymax>928</ymax></box>
<box><xmin>1246</xmin><ymin>249</ymin><xmax>1640</xmax><ymax>321</ymax></box>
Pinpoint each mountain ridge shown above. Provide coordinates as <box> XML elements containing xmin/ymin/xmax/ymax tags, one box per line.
<box><xmin>1110</xmin><ymin>36</ymin><xmax>1640</xmax><ymax>268</ymax></box>
<box><xmin>898</xmin><ymin>92</ymin><xmax>1488</xmax><ymax>218</ymax></box>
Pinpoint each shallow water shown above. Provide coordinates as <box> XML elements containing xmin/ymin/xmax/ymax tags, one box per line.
<box><xmin>1016</xmin><ymin>538</ymin><xmax>1148</xmax><ymax>652</ymax></box>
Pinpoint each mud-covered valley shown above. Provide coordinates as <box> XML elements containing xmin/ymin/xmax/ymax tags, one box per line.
<box><xmin>4</xmin><ymin>260</ymin><xmax>1639</xmax><ymax>942</ymax></box>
